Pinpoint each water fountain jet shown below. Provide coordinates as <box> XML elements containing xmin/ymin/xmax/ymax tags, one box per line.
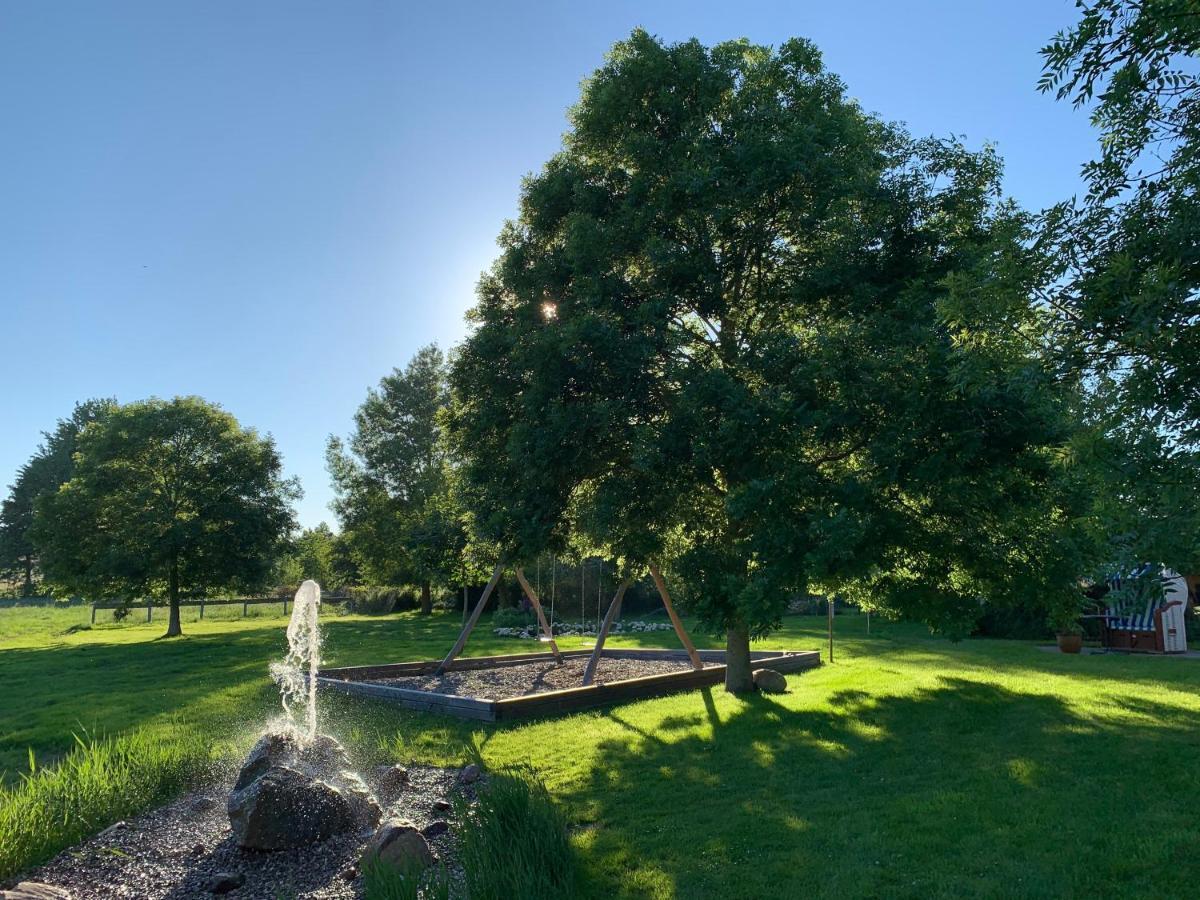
<box><xmin>228</xmin><ymin>580</ymin><xmax>382</xmax><ymax>849</ymax></box>
<box><xmin>269</xmin><ymin>579</ymin><xmax>322</xmax><ymax>743</ymax></box>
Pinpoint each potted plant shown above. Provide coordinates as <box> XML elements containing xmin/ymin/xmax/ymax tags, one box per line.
<box><xmin>1049</xmin><ymin>600</ymin><xmax>1084</xmax><ymax>654</ymax></box>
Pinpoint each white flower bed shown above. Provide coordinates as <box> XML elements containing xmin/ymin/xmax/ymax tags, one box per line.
<box><xmin>493</xmin><ymin>620</ymin><xmax>676</xmax><ymax>639</ymax></box>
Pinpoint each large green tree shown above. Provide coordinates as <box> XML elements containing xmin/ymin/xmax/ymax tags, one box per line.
<box><xmin>274</xmin><ymin>522</ymin><xmax>345</xmax><ymax>590</ymax></box>
<box><xmin>449</xmin><ymin>31</ymin><xmax>1085</xmax><ymax>690</ymax></box>
<box><xmin>327</xmin><ymin>345</ymin><xmax>467</xmax><ymax>613</ymax></box>
<box><xmin>1040</xmin><ymin>0</ymin><xmax>1200</xmax><ymax>571</ymax></box>
<box><xmin>32</xmin><ymin>397</ymin><xmax>299</xmax><ymax>637</ymax></box>
<box><xmin>0</xmin><ymin>399</ymin><xmax>115</xmax><ymax>595</ymax></box>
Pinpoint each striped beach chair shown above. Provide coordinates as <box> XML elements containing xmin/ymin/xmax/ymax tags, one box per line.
<box><xmin>1104</xmin><ymin>568</ymin><xmax>1189</xmax><ymax>653</ymax></box>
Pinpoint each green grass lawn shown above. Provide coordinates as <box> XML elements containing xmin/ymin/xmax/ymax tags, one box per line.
<box><xmin>4</xmin><ymin>605</ymin><xmax>1200</xmax><ymax>897</ymax></box>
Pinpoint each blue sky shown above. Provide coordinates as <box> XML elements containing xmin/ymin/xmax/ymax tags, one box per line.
<box><xmin>0</xmin><ymin>1</ymin><xmax>1098</xmax><ymax>529</ymax></box>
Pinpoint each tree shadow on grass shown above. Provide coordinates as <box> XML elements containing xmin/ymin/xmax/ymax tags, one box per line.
<box><xmin>567</xmin><ymin>677</ymin><xmax>1200</xmax><ymax>900</ymax></box>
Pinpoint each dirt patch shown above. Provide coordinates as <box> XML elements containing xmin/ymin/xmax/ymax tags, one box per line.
<box><xmin>374</xmin><ymin>656</ymin><xmax>707</xmax><ymax>700</ymax></box>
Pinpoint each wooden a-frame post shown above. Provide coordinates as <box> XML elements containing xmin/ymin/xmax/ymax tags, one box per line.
<box><xmin>436</xmin><ymin>561</ymin><xmax>504</xmax><ymax>675</ymax></box>
<box><xmin>514</xmin><ymin>568</ymin><xmax>562</xmax><ymax>662</ymax></box>
<box><xmin>582</xmin><ymin>579</ymin><xmax>631</xmax><ymax>685</ymax></box>
<box><xmin>649</xmin><ymin>564</ymin><xmax>704</xmax><ymax>670</ymax></box>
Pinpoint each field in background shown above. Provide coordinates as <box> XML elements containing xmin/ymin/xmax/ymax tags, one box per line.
<box><xmin>4</xmin><ymin>607</ymin><xmax>1200</xmax><ymax>896</ymax></box>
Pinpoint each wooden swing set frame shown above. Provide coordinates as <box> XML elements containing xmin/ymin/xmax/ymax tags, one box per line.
<box><xmin>435</xmin><ymin>560</ymin><xmax>704</xmax><ymax>683</ymax></box>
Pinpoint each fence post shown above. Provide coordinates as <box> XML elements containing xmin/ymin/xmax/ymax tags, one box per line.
<box><xmin>243</xmin><ymin>598</ymin><xmax>248</xmax><ymax>617</ymax></box>
<box><xmin>91</xmin><ymin>604</ymin><xmax>97</xmax><ymax>625</ymax></box>
<box><xmin>199</xmin><ymin>599</ymin><xmax>205</xmax><ymax>620</ymax></box>
<box><xmin>283</xmin><ymin>597</ymin><xmax>288</xmax><ymax>616</ymax></box>
<box><xmin>827</xmin><ymin>596</ymin><xmax>834</xmax><ymax>663</ymax></box>
<box><xmin>146</xmin><ymin>601</ymin><xmax>152</xmax><ymax>623</ymax></box>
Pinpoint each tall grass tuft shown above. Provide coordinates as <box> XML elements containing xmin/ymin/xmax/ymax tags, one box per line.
<box><xmin>455</xmin><ymin>764</ymin><xmax>578</xmax><ymax>900</ymax></box>
<box><xmin>363</xmin><ymin>858</ymin><xmax>451</xmax><ymax>900</ymax></box>
<box><xmin>0</xmin><ymin>727</ymin><xmax>212</xmax><ymax>880</ymax></box>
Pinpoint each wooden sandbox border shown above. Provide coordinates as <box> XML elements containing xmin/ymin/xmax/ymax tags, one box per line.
<box><xmin>317</xmin><ymin>647</ymin><xmax>821</xmax><ymax>722</ymax></box>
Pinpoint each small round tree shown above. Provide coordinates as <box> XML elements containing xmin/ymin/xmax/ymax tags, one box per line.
<box><xmin>449</xmin><ymin>32</ymin><xmax>1084</xmax><ymax>690</ymax></box>
<box><xmin>33</xmin><ymin>396</ymin><xmax>298</xmax><ymax>637</ymax></box>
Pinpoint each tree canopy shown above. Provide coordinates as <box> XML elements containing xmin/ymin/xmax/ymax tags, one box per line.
<box><xmin>0</xmin><ymin>398</ymin><xmax>115</xmax><ymax>595</ymax></box>
<box><xmin>1040</xmin><ymin>0</ymin><xmax>1200</xmax><ymax>572</ymax></box>
<box><xmin>33</xmin><ymin>396</ymin><xmax>299</xmax><ymax>636</ymax></box>
<box><xmin>448</xmin><ymin>31</ymin><xmax>1087</xmax><ymax>688</ymax></box>
<box><xmin>327</xmin><ymin>345</ymin><xmax>470</xmax><ymax>612</ymax></box>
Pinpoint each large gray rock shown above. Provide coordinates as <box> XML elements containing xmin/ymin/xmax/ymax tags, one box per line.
<box><xmin>234</xmin><ymin>731</ymin><xmax>354</xmax><ymax>792</ymax></box>
<box><xmin>0</xmin><ymin>885</ymin><xmax>71</xmax><ymax>900</ymax></box>
<box><xmin>233</xmin><ymin>732</ymin><xmax>293</xmax><ymax>791</ymax></box>
<box><xmin>228</xmin><ymin>730</ymin><xmax>377</xmax><ymax>849</ymax></box>
<box><xmin>335</xmin><ymin>769</ymin><xmax>382</xmax><ymax>828</ymax></box>
<box><xmin>228</xmin><ymin>765</ymin><xmax>355</xmax><ymax>850</ymax></box>
<box><xmin>362</xmin><ymin>820</ymin><xmax>434</xmax><ymax>873</ymax></box>
<box><xmin>304</xmin><ymin>733</ymin><xmax>353</xmax><ymax>773</ymax></box>
<box><xmin>752</xmin><ymin>668</ymin><xmax>788</xmax><ymax>694</ymax></box>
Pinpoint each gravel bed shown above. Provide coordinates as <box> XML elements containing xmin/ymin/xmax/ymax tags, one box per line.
<box><xmin>375</xmin><ymin>655</ymin><xmax>707</xmax><ymax>699</ymax></box>
<box><xmin>17</xmin><ymin>765</ymin><xmax>466</xmax><ymax>899</ymax></box>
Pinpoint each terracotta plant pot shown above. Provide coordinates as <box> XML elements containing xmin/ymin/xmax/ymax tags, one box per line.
<box><xmin>1056</xmin><ymin>632</ymin><xmax>1083</xmax><ymax>654</ymax></box>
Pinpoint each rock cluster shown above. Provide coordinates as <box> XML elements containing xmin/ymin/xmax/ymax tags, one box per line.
<box><xmin>358</xmin><ymin>763</ymin><xmax>478</xmax><ymax>880</ymax></box>
<box><xmin>227</xmin><ymin>731</ymin><xmax>381</xmax><ymax>851</ymax></box>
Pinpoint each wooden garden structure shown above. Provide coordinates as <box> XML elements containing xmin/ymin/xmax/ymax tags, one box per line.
<box><xmin>435</xmin><ymin>561</ymin><xmax>704</xmax><ymax>685</ymax></box>
<box><xmin>317</xmin><ymin>560</ymin><xmax>822</xmax><ymax>720</ymax></box>
<box><xmin>318</xmin><ymin>646</ymin><xmax>820</xmax><ymax>722</ymax></box>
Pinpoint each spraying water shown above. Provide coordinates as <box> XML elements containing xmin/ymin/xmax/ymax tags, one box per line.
<box><xmin>270</xmin><ymin>580</ymin><xmax>322</xmax><ymax>743</ymax></box>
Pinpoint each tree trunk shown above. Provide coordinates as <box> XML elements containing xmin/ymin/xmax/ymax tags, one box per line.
<box><xmin>164</xmin><ymin>560</ymin><xmax>183</xmax><ymax>637</ymax></box>
<box><xmin>21</xmin><ymin>556</ymin><xmax>33</xmax><ymax>597</ymax></box>
<box><xmin>420</xmin><ymin>580</ymin><xmax>432</xmax><ymax>616</ymax></box>
<box><xmin>724</xmin><ymin>622</ymin><xmax>754</xmax><ymax>693</ymax></box>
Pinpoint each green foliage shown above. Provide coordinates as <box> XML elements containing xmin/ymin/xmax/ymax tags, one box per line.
<box><xmin>1040</xmin><ymin>1</ymin><xmax>1200</xmax><ymax>572</ymax></box>
<box><xmin>448</xmin><ymin>30</ymin><xmax>1087</xmax><ymax>647</ymax></box>
<box><xmin>454</xmin><ymin>765</ymin><xmax>577</xmax><ymax>900</ymax></box>
<box><xmin>0</xmin><ymin>399</ymin><xmax>115</xmax><ymax>595</ymax></box>
<box><xmin>362</xmin><ymin>858</ymin><xmax>449</xmax><ymax>900</ymax></box>
<box><xmin>31</xmin><ymin>396</ymin><xmax>299</xmax><ymax>636</ymax></box>
<box><xmin>274</xmin><ymin>522</ymin><xmax>348</xmax><ymax>590</ymax></box>
<box><xmin>328</xmin><ymin>346</ymin><xmax>475</xmax><ymax>607</ymax></box>
<box><xmin>0</xmin><ymin>726</ymin><xmax>211</xmax><ymax>881</ymax></box>
<box><xmin>361</xmin><ymin>767</ymin><xmax>574</xmax><ymax>900</ymax></box>
<box><xmin>491</xmin><ymin>606</ymin><xmax>534</xmax><ymax>629</ymax></box>
<box><xmin>344</xmin><ymin>586</ymin><xmax>407</xmax><ymax>615</ymax></box>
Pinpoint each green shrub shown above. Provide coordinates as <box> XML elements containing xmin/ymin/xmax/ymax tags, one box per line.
<box><xmin>491</xmin><ymin>607</ymin><xmax>534</xmax><ymax>629</ymax></box>
<box><xmin>346</xmin><ymin>587</ymin><xmax>402</xmax><ymax>615</ymax></box>
<box><xmin>455</xmin><ymin>764</ymin><xmax>577</xmax><ymax>899</ymax></box>
<box><xmin>0</xmin><ymin>726</ymin><xmax>212</xmax><ymax>880</ymax></box>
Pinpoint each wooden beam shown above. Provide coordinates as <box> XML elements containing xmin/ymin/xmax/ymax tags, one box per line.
<box><xmin>582</xmin><ymin>578</ymin><xmax>631</xmax><ymax>686</ymax></box>
<box><xmin>436</xmin><ymin>562</ymin><xmax>504</xmax><ymax>675</ymax></box>
<box><xmin>649</xmin><ymin>564</ymin><xmax>704</xmax><ymax>670</ymax></box>
<box><xmin>514</xmin><ymin>567</ymin><xmax>562</xmax><ymax>662</ymax></box>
